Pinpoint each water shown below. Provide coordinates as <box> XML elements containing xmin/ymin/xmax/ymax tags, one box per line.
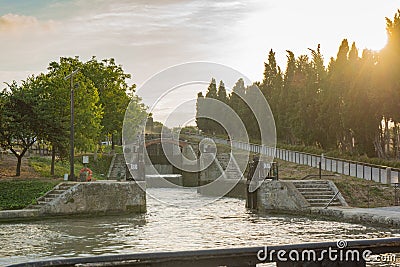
<box><xmin>1</xmin><ymin>188</ymin><xmax>399</xmax><ymax>266</ymax></box>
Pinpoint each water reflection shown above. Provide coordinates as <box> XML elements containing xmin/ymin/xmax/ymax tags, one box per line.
<box><xmin>0</xmin><ymin>188</ymin><xmax>399</xmax><ymax>265</ymax></box>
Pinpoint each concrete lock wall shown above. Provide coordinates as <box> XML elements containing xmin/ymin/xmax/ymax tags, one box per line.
<box><xmin>40</xmin><ymin>181</ymin><xmax>146</xmax><ymax>216</ymax></box>
<box><xmin>257</xmin><ymin>180</ymin><xmax>310</xmax><ymax>211</ymax></box>
<box><xmin>198</xmin><ymin>153</ymin><xmax>246</xmax><ymax>198</ymax></box>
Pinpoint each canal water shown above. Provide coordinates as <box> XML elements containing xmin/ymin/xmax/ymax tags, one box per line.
<box><xmin>1</xmin><ymin>188</ymin><xmax>400</xmax><ymax>266</ymax></box>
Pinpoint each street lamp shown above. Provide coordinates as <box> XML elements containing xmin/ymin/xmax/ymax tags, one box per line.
<box><xmin>64</xmin><ymin>69</ymin><xmax>79</xmax><ymax>181</ymax></box>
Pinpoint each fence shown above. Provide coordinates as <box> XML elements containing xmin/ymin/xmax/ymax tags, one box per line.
<box><xmin>191</xmin><ymin>135</ymin><xmax>400</xmax><ymax>185</ymax></box>
<box><xmin>395</xmin><ymin>183</ymin><xmax>400</xmax><ymax>206</ymax></box>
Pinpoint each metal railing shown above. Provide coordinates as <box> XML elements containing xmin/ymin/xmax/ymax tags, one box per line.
<box><xmin>395</xmin><ymin>183</ymin><xmax>400</xmax><ymax>206</ymax></box>
<box><xmin>8</xmin><ymin>238</ymin><xmax>400</xmax><ymax>267</ymax></box>
<box><xmin>189</xmin><ymin>134</ymin><xmax>400</xmax><ymax>185</ymax></box>
<box><xmin>324</xmin><ymin>191</ymin><xmax>340</xmax><ymax>209</ymax></box>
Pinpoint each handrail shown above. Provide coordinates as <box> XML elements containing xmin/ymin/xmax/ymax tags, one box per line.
<box><xmin>182</xmin><ymin>133</ymin><xmax>400</xmax><ymax>183</ymax></box>
<box><xmin>324</xmin><ymin>191</ymin><xmax>340</xmax><ymax>209</ymax></box>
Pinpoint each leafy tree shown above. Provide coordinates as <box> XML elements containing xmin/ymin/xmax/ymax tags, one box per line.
<box><xmin>0</xmin><ymin>81</ymin><xmax>38</xmax><ymax>176</ymax></box>
<box><xmin>122</xmin><ymin>94</ymin><xmax>147</xmax><ymax>145</ymax></box>
<box><xmin>27</xmin><ymin>74</ymin><xmax>69</xmax><ymax>175</ymax></box>
<box><xmin>47</xmin><ymin>57</ymin><xmax>103</xmax><ymax>154</ymax></box>
<box><xmin>81</xmin><ymin>58</ymin><xmax>133</xmax><ymax>150</ymax></box>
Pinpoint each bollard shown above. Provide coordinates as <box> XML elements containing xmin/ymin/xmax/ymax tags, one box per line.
<box><xmin>387</xmin><ymin>167</ymin><xmax>392</xmax><ymax>185</ymax></box>
<box><xmin>319</xmin><ymin>161</ymin><xmax>322</xmax><ymax>179</ymax></box>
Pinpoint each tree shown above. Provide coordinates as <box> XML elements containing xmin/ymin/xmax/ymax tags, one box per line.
<box><xmin>229</xmin><ymin>78</ymin><xmax>247</xmax><ymax>135</ymax></box>
<box><xmin>374</xmin><ymin>10</ymin><xmax>400</xmax><ymax>158</ymax></box>
<box><xmin>260</xmin><ymin>49</ymin><xmax>283</xmax><ymax>142</ymax></box>
<box><xmin>122</xmin><ymin>94</ymin><xmax>147</xmax><ymax>145</ymax></box>
<box><xmin>0</xmin><ymin>81</ymin><xmax>38</xmax><ymax>176</ymax></box>
<box><xmin>27</xmin><ymin>74</ymin><xmax>70</xmax><ymax>175</ymax></box>
<box><xmin>40</xmin><ymin>57</ymin><xmax>103</xmax><ymax>176</ymax></box>
<box><xmin>46</xmin><ymin>57</ymin><xmax>103</xmax><ymax>153</ymax></box>
<box><xmin>317</xmin><ymin>39</ymin><xmax>350</xmax><ymax>149</ymax></box>
<box><xmin>308</xmin><ymin>44</ymin><xmax>327</xmax><ymax>147</ymax></box>
<box><xmin>195</xmin><ymin>92</ymin><xmax>207</xmax><ymax>133</ymax></box>
<box><xmin>203</xmin><ymin>78</ymin><xmax>219</xmax><ymax>134</ymax></box>
<box><xmin>81</xmin><ymin>58</ymin><xmax>133</xmax><ymax>150</ymax></box>
<box><xmin>217</xmin><ymin>80</ymin><xmax>228</xmax><ymax>104</ymax></box>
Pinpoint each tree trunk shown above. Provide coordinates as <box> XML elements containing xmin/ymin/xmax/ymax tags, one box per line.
<box><xmin>393</xmin><ymin>124</ymin><xmax>399</xmax><ymax>160</ymax></box>
<box><xmin>111</xmin><ymin>133</ymin><xmax>115</xmax><ymax>151</ymax></box>
<box><xmin>93</xmin><ymin>144</ymin><xmax>98</xmax><ymax>162</ymax></box>
<box><xmin>50</xmin><ymin>145</ymin><xmax>56</xmax><ymax>176</ymax></box>
<box><xmin>385</xmin><ymin>118</ymin><xmax>390</xmax><ymax>158</ymax></box>
<box><xmin>16</xmin><ymin>155</ymin><xmax>22</xmax><ymax>176</ymax></box>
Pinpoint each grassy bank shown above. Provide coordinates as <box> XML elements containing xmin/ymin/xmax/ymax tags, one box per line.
<box><xmin>0</xmin><ymin>179</ymin><xmax>59</xmax><ymax>210</ymax></box>
<box><xmin>29</xmin><ymin>154</ymin><xmax>112</xmax><ymax>180</ymax></box>
<box><xmin>277</xmin><ymin>159</ymin><xmax>396</xmax><ymax>208</ymax></box>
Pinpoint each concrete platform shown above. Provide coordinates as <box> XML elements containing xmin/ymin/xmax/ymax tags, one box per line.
<box><xmin>0</xmin><ymin>209</ymin><xmax>40</xmax><ymax>221</ymax></box>
<box><xmin>312</xmin><ymin>206</ymin><xmax>400</xmax><ymax>228</ymax></box>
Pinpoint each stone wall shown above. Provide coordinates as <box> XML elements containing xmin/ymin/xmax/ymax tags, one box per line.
<box><xmin>257</xmin><ymin>180</ymin><xmax>310</xmax><ymax>211</ymax></box>
<box><xmin>40</xmin><ymin>181</ymin><xmax>146</xmax><ymax>216</ymax></box>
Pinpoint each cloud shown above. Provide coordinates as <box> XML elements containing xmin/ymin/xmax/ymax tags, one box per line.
<box><xmin>0</xmin><ymin>13</ymin><xmax>56</xmax><ymax>33</ymax></box>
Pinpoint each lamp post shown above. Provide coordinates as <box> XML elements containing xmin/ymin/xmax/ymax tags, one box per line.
<box><xmin>65</xmin><ymin>69</ymin><xmax>79</xmax><ymax>181</ymax></box>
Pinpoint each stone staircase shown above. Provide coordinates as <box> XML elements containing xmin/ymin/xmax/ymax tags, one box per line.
<box><xmin>107</xmin><ymin>154</ymin><xmax>126</xmax><ymax>180</ymax></box>
<box><xmin>225</xmin><ymin>157</ymin><xmax>243</xmax><ymax>180</ymax></box>
<box><xmin>27</xmin><ymin>183</ymin><xmax>76</xmax><ymax>210</ymax></box>
<box><xmin>216</xmin><ymin>154</ymin><xmax>243</xmax><ymax>180</ymax></box>
<box><xmin>292</xmin><ymin>180</ymin><xmax>345</xmax><ymax>207</ymax></box>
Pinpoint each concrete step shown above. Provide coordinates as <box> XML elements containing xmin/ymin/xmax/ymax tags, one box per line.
<box><xmin>43</xmin><ymin>197</ymin><xmax>55</xmax><ymax>202</ymax></box>
<box><xmin>59</xmin><ymin>186</ymin><xmax>74</xmax><ymax>190</ymax></box>
<box><xmin>293</xmin><ymin>181</ymin><xmax>329</xmax><ymax>184</ymax></box>
<box><xmin>302</xmin><ymin>194</ymin><xmax>335</xmax><ymax>199</ymax></box>
<box><xmin>52</xmin><ymin>190</ymin><xmax>66</xmax><ymax>194</ymax></box>
<box><xmin>307</xmin><ymin>199</ymin><xmax>341</xmax><ymax>204</ymax></box>
<box><xmin>29</xmin><ymin>205</ymin><xmax>44</xmax><ymax>209</ymax></box>
<box><xmin>27</xmin><ymin>183</ymin><xmax>77</xmax><ymax>210</ymax></box>
<box><xmin>293</xmin><ymin>181</ymin><xmax>329</xmax><ymax>185</ymax></box>
<box><xmin>292</xmin><ymin>180</ymin><xmax>345</xmax><ymax>207</ymax></box>
<box><xmin>47</xmin><ymin>193</ymin><xmax>61</xmax><ymax>198</ymax></box>
<box><xmin>294</xmin><ymin>184</ymin><xmax>330</xmax><ymax>189</ymax></box>
<box><xmin>310</xmin><ymin>203</ymin><xmax>341</xmax><ymax>207</ymax></box>
<box><xmin>296</xmin><ymin>188</ymin><xmax>333</xmax><ymax>193</ymax></box>
<box><xmin>300</xmin><ymin>191</ymin><xmax>335</xmax><ymax>197</ymax></box>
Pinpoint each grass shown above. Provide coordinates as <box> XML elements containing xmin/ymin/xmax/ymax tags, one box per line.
<box><xmin>29</xmin><ymin>154</ymin><xmax>113</xmax><ymax>180</ymax></box>
<box><xmin>0</xmin><ymin>153</ymin><xmax>112</xmax><ymax>210</ymax></box>
<box><xmin>0</xmin><ymin>179</ymin><xmax>59</xmax><ymax>210</ymax></box>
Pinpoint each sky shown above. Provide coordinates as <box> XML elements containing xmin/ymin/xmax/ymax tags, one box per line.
<box><xmin>1</xmin><ymin>0</ymin><xmax>399</xmax><ymax>125</ymax></box>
